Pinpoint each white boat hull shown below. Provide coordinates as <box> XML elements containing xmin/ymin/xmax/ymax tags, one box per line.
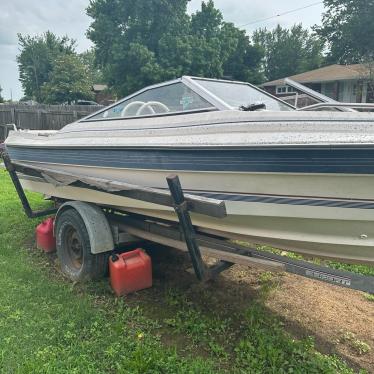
<box><xmin>18</xmin><ymin>162</ymin><xmax>374</xmax><ymax>265</ymax></box>
<box><xmin>6</xmin><ymin>108</ymin><xmax>374</xmax><ymax>265</ymax></box>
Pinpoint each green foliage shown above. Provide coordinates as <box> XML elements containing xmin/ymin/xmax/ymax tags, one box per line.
<box><xmin>221</xmin><ymin>22</ymin><xmax>264</xmax><ymax>83</ymax></box>
<box><xmin>0</xmin><ymin>170</ymin><xmax>216</xmax><ymax>373</ymax></box>
<box><xmin>338</xmin><ymin>332</ymin><xmax>371</xmax><ymax>356</ymax></box>
<box><xmin>324</xmin><ymin>259</ymin><xmax>374</xmax><ymax>277</ymax></box>
<box><xmin>0</xmin><ymin>85</ymin><xmax>4</xmax><ymax>103</ymax></box>
<box><xmin>80</xmin><ymin>49</ymin><xmax>105</xmax><ymax>84</ymax></box>
<box><xmin>41</xmin><ymin>54</ymin><xmax>94</xmax><ymax>104</ymax></box>
<box><xmin>255</xmin><ymin>243</ymin><xmax>374</xmax><ymax>281</ymax></box>
<box><xmin>253</xmin><ymin>24</ymin><xmax>324</xmax><ymax>81</ymax></box>
<box><xmin>17</xmin><ymin>31</ymin><xmax>76</xmax><ymax>102</ymax></box>
<box><xmin>235</xmin><ymin>303</ymin><xmax>358</xmax><ymax>373</ymax></box>
<box><xmin>314</xmin><ymin>0</ymin><xmax>374</xmax><ymax>64</ymax></box>
<box><xmin>86</xmin><ymin>0</ymin><xmax>263</xmax><ymax>96</ymax></box>
<box><xmin>17</xmin><ymin>32</ymin><xmax>102</xmax><ymax>104</ymax></box>
<box><xmin>86</xmin><ymin>0</ymin><xmax>189</xmax><ymax>96</ymax></box>
<box><xmin>162</xmin><ymin>288</ymin><xmax>358</xmax><ymax>373</ymax></box>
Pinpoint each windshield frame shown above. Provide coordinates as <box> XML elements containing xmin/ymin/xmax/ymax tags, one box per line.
<box><xmin>80</xmin><ymin>76</ymin><xmax>294</xmax><ymax>122</ymax></box>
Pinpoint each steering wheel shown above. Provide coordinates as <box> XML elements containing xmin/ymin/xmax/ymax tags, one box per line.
<box><xmin>136</xmin><ymin>101</ymin><xmax>170</xmax><ymax>116</ymax></box>
<box><xmin>121</xmin><ymin>101</ymin><xmax>145</xmax><ymax>117</ymax></box>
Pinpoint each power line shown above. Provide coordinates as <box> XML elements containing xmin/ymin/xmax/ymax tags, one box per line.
<box><xmin>239</xmin><ymin>1</ymin><xmax>323</xmax><ymax>28</ymax></box>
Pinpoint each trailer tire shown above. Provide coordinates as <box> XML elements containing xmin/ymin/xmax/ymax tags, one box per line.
<box><xmin>55</xmin><ymin>208</ymin><xmax>108</xmax><ymax>282</ymax></box>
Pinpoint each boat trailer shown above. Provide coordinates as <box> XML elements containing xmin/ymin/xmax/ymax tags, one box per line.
<box><xmin>3</xmin><ymin>152</ymin><xmax>374</xmax><ymax>294</ymax></box>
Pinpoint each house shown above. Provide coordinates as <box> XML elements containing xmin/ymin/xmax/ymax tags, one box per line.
<box><xmin>261</xmin><ymin>64</ymin><xmax>373</xmax><ymax>105</ymax></box>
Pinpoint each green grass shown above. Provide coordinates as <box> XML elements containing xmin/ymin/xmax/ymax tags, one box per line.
<box><xmin>256</xmin><ymin>245</ymin><xmax>374</xmax><ymax>277</ymax></box>
<box><xmin>0</xmin><ymin>170</ymin><xmax>215</xmax><ymax>373</ymax></box>
<box><xmin>338</xmin><ymin>332</ymin><xmax>371</xmax><ymax>356</ymax></box>
<box><xmin>0</xmin><ymin>169</ymin><xmax>368</xmax><ymax>373</ymax></box>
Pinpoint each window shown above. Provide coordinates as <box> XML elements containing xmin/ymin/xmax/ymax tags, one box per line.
<box><xmin>276</xmin><ymin>86</ymin><xmax>287</xmax><ymax>94</ymax></box>
<box><xmin>195</xmin><ymin>79</ymin><xmax>293</xmax><ymax>111</ymax></box>
<box><xmin>89</xmin><ymin>82</ymin><xmax>215</xmax><ymax>120</ymax></box>
<box><xmin>276</xmin><ymin>85</ymin><xmax>296</xmax><ymax>94</ymax></box>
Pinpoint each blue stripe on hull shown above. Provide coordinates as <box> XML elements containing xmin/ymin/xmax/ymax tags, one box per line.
<box><xmin>6</xmin><ymin>146</ymin><xmax>374</xmax><ymax>174</ymax></box>
<box><xmin>194</xmin><ymin>192</ymin><xmax>374</xmax><ymax>210</ymax></box>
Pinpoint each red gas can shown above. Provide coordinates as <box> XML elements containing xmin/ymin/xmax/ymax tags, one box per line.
<box><xmin>109</xmin><ymin>249</ymin><xmax>152</xmax><ymax>296</ymax></box>
<box><xmin>36</xmin><ymin>217</ymin><xmax>56</xmax><ymax>253</ymax></box>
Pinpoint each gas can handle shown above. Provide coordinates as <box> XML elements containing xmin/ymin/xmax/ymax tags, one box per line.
<box><xmin>111</xmin><ymin>254</ymin><xmax>119</xmax><ymax>262</ymax></box>
<box><xmin>125</xmin><ymin>249</ymin><xmax>142</xmax><ymax>259</ymax></box>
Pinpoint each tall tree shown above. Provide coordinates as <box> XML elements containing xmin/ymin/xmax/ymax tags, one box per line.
<box><xmin>41</xmin><ymin>54</ymin><xmax>94</xmax><ymax>104</ymax></box>
<box><xmin>187</xmin><ymin>0</ymin><xmax>263</xmax><ymax>82</ymax></box>
<box><xmin>87</xmin><ymin>0</ymin><xmax>189</xmax><ymax>95</ymax></box>
<box><xmin>221</xmin><ymin>22</ymin><xmax>263</xmax><ymax>83</ymax></box>
<box><xmin>358</xmin><ymin>60</ymin><xmax>374</xmax><ymax>103</ymax></box>
<box><xmin>188</xmin><ymin>0</ymin><xmax>226</xmax><ymax>78</ymax></box>
<box><xmin>314</xmin><ymin>0</ymin><xmax>374</xmax><ymax>64</ymax></box>
<box><xmin>0</xmin><ymin>85</ymin><xmax>4</xmax><ymax>103</ymax></box>
<box><xmin>80</xmin><ymin>49</ymin><xmax>105</xmax><ymax>84</ymax></box>
<box><xmin>17</xmin><ymin>31</ymin><xmax>76</xmax><ymax>102</ymax></box>
<box><xmin>252</xmin><ymin>24</ymin><xmax>324</xmax><ymax>81</ymax></box>
<box><xmin>86</xmin><ymin>0</ymin><xmax>263</xmax><ymax>96</ymax></box>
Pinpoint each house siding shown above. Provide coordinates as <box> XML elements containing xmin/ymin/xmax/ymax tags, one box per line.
<box><xmin>260</xmin><ymin>64</ymin><xmax>374</xmax><ymax>106</ymax></box>
<box><xmin>262</xmin><ymin>79</ymin><xmax>373</xmax><ymax>105</ymax></box>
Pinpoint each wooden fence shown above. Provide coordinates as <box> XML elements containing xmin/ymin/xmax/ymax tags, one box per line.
<box><xmin>0</xmin><ymin>104</ymin><xmax>103</xmax><ymax>141</ymax></box>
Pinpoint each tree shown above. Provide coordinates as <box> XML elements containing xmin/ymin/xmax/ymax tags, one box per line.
<box><xmin>188</xmin><ymin>1</ymin><xmax>227</xmax><ymax>78</ymax></box>
<box><xmin>314</xmin><ymin>0</ymin><xmax>374</xmax><ymax>64</ymax></box>
<box><xmin>80</xmin><ymin>49</ymin><xmax>105</xmax><ymax>84</ymax></box>
<box><xmin>41</xmin><ymin>54</ymin><xmax>94</xmax><ymax>104</ymax></box>
<box><xmin>86</xmin><ymin>0</ymin><xmax>263</xmax><ymax>96</ymax></box>
<box><xmin>187</xmin><ymin>1</ymin><xmax>263</xmax><ymax>82</ymax></box>
<box><xmin>252</xmin><ymin>24</ymin><xmax>324</xmax><ymax>81</ymax></box>
<box><xmin>17</xmin><ymin>31</ymin><xmax>76</xmax><ymax>102</ymax></box>
<box><xmin>358</xmin><ymin>59</ymin><xmax>374</xmax><ymax>103</ymax></box>
<box><xmin>0</xmin><ymin>85</ymin><xmax>4</xmax><ymax>103</ymax></box>
<box><xmin>87</xmin><ymin>0</ymin><xmax>188</xmax><ymax>95</ymax></box>
<box><xmin>221</xmin><ymin>22</ymin><xmax>263</xmax><ymax>83</ymax></box>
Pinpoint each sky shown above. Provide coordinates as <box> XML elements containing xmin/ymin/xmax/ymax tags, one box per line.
<box><xmin>0</xmin><ymin>0</ymin><xmax>325</xmax><ymax>100</ymax></box>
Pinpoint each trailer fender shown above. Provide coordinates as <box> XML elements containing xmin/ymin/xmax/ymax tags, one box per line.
<box><xmin>55</xmin><ymin>201</ymin><xmax>114</xmax><ymax>254</ymax></box>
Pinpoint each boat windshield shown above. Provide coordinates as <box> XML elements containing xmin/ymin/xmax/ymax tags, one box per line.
<box><xmin>193</xmin><ymin>78</ymin><xmax>293</xmax><ymax>111</ymax></box>
<box><xmin>88</xmin><ymin>82</ymin><xmax>216</xmax><ymax>120</ymax></box>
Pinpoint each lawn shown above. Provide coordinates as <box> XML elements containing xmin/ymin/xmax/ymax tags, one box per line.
<box><xmin>0</xmin><ymin>169</ymin><xmax>369</xmax><ymax>373</ymax></box>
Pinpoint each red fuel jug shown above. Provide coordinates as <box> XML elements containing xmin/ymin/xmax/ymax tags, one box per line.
<box><xmin>109</xmin><ymin>249</ymin><xmax>152</xmax><ymax>296</ymax></box>
<box><xmin>36</xmin><ymin>217</ymin><xmax>56</xmax><ymax>253</ymax></box>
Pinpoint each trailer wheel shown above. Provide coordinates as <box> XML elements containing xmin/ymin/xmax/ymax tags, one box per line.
<box><xmin>55</xmin><ymin>208</ymin><xmax>108</xmax><ymax>281</ymax></box>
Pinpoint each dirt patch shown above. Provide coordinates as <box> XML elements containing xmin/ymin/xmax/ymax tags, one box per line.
<box><xmin>29</xmin><ymin>241</ymin><xmax>373</xmax><ymax>372</ymax></box>
<box><xmin>261</xmin><ymin>272</ymin><xmax>374</xmax><ymax>372</ymax></box>
<box><xmin>145</xmin><ymin>245</ymin><xmax>374</xmax><ymax>373</ymax></box>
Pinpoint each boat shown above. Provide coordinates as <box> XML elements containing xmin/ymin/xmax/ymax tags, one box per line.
<box><xmin>4</xmin><ymin>76</ymin><xmax>374</xmax><ymax>265</ymax></box>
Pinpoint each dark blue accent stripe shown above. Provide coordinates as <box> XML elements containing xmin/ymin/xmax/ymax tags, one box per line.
<box><xmin>193</xmin><ymin>192</ymin><xmax>374</xmax><ymax>210</ymax></box>
<box><xmin>7</xmin><ymin>145</ymin><xmax>374</xmax><ymax>174</ymax></box>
